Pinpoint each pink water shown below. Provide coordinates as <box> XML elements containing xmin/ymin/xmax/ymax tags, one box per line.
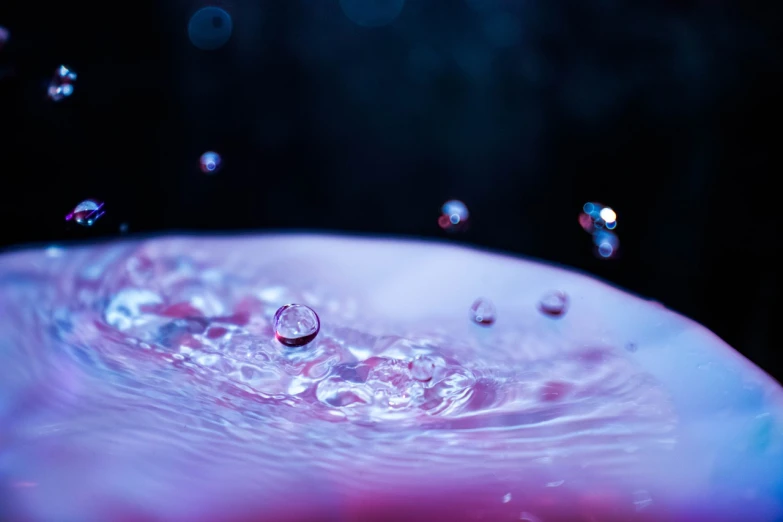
<box><xmin>1</xmin><ymin>234</ymin><xmax>781</xmax><ymax>521</ymax></box>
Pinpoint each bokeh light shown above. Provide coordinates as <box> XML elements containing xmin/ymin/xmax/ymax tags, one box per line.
<box><xmin>188</xmin><ymin>7</ymin><xmax>233</xmax><ymax>51</ymax></box>
<box><xmin>199</xmin><ymin>151</ymin><xmax>222</xmax><ymax>174</ymax></box>
<box><xmin>439</xmin><ymin>199</ymin><xmax>470</xmax><ymax>232</ymax></box>
<box><xmin>0</xmin><ymin>26</ymin><xmax>9</xmax><ymax>50</ymax></box>
<box><xmin>593</xmin><ymin>230</ymin><xmax>620</xmax><ymax>259</ymax></box>
<box><xmin>47</xmin><ymin>65</ymin><xmax>77</xmax><ymax>102</ymax></box>
<box><xmin>339</xmin><ymin>0</ymin><xmax>405</xmax><ymax>28</ymax></box>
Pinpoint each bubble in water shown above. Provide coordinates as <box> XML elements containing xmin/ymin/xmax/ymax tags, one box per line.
<box><xmin>537</xmin><ymin>291</ymin><xmax>569</xmax><ymax>318</ymax></box>
<box><xmin>188</xmin><ymin>7</ymin><xmax>233</xmax><ymax>51</ymax></box>
<box><xmin>47</xmin><ymin>65</ymin><xmax>77</xmax><ymax>102</ymax></box>
<box><xmin>199</xmin><ymin>151</ymin><xmax>222</xmax><ymax>174</ymax></box>
<box><xmin>439</xmin><ymin>199</ymin><xmax>469</xmax><ymax>232</ymax></box>
<box><xmin>0</xmin><ymin>26</ymin><xmax>9</xmax><ymax>50</ymax></box>
<box><xmin>273</xmin><ymin>304</ymin><xmax>321</xmax><ymax>347</ymax></box>
<box><xmin>408</xmin><ymin>355</ymin><xmax>436</xmax><ymax>382</ymax></box>
<box><xmin>470</xmin><ymin>298</ymin><xmax>496</xmax><ymax>326</ymax></box>
<box><xmin>65</xmin><ymin>199</ymin><xmax>105</xmax><ymax>227</ymax></box>
<box><xmin>340</xmin><ymin>0</ymin><xmax>405</xmax><ymax>27</ymax></box>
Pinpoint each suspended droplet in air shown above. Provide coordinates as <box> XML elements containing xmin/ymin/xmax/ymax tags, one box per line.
<box><xmin>47</xmin><ymin>65</ymin><xmax>77</xmax><ymax>102</ymax></box>
<box><xmin>439</xmin><ymin>199</ymin><xmax>469</xmax><ymax>232</ymax></box>
<box><xmin>538</xmin><ymin>291</ymin><xmax>569</xmax><ymax>318</ymax></box>
<box><xmin>340</xmin><ymin>0</ymin><xmax>405</xmax><ymax>27</ymax></box>
<box><xmin>188</xmin><ymin>7</ymin><xmax>233</xmax><ymax>51</ymax></box>
<box><xmin>593</xmin><ymin>230</ymin><xmax>620</xmax><ymax>259</ymax></box>
<box><xmin>199</xmin><ymin>151</ymin><xmax>222</xmax><ymax>174</ymax></box>
<box><xmin>65</xmin><ymin>199</ymin><xmax>105</xmax><ymax>227</ymax></box>
<box><xmin>273</xmin><ymin>304</ymin><xmax>321</xmax><ymax>347</ymax></box>
<box><xmin>470</xmin><ymin>298</ymin><xmax>496</xmax><ymax>326</ymax></box>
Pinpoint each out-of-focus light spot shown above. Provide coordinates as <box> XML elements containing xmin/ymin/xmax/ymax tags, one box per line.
<box><xmin>65</xmin><ymin>199</ymin><xmax>104</xmax><ymax>227</ymax></box>
<box><xmin>439</xmin><ymin>200</ymin><xmax>469</xmax><ymax>232</ymax></box>
<box><xmin>119</xmin><ymin>223</ymin><xmax>129</xmax><ymax>234</ymax></box>
<box><xmin>47</xmin><ymin>65</ymin><xmax>77</xmax><ymax>102</ymax></box>
<box><xmin>600</xmin><ymin>207</ymin><xmax>616</xmax><ymax>224</ymax></box>
<box><xmin>199</xmin><ymin>151</ymin><xmax>222</xmax><ymax>174</ymax></box>
<box><xmin>606</xmin><ymin>220</ymin><xmax>617</xmax><ymax>230</ymax></box>
<box><xmin>188</xmin><ymin>7</ymin><xmax>233</xmax><ymax>51</ymax></box>
<box><xmin>578</xmin><ymin>213</ymin><xmax>594</xmax><ymax>233</ymax></box>
<box><xmin>0</xmin><ymin>26</ymin><xmax>10</xmax><ymax>50</ymax></box>
<box><xmin>340</xmin><ymin>0</ymin><xmax>405</xmax><ymax>27</ymax></box>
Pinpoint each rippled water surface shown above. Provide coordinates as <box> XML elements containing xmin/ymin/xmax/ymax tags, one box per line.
<box><xmin>1</xmin><ymin>235</ymin><xmax>782</xmax><ymax>522</ymax></box>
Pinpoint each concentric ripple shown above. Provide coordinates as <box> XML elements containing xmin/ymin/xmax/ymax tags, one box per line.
<box><xmin>1</xmin><ymin>235</ymin><xmax>782</xmax><ymax>522</ymax></box>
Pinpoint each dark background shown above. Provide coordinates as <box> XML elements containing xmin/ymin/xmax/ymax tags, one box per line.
<box><xmin>0</xmin><ymin>1</ymin><xmax>780</xmax><ymax>381</ymax></box>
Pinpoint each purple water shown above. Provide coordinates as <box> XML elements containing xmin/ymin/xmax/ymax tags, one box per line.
<box><xmin>1</xmin><ymin>234</ymin><xmax>782</xmax><ymax>521</ymax></box>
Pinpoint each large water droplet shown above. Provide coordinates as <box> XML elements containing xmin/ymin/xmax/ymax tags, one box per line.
<box><xmin>47</xmin><ymin>65</ymin><xmax>77</xmax><ymax>102</ymax></box>
<box><xmin>65</xmin><ymin>199</ymin><xmax>105</xmax><ymax>227</ymax></box>
<box><xmin>188</xmin><ymin>7</ymin><xmax>233</xmax><ymax>51</ymax></box>
<box><xmin>439</xmin><ymin>199</ymin><xmax>470</xmax><ymax>232</ymax></box>
<box><xmin>470</xmin><ymin>298</ymin><xmax>496</xmax><ymax>326</ymax></box>
<box><xmin>537</xmin><ymin>291</ymin><xmax>569</xmax><ymax>318</ymax></box>
<box><xmin>273</xmin><ymin>304</ymin><xmax>320</xmax><ymax>347</ymax></box>
<box><xmin>199</xmin><ymin>151</ymin><xmax>222</xmax><ymax>174</ymax></box>
<box><xmin>408</xmin><ymin>355</ymin><xmax>437</xmax><ymax>382</ymax></box>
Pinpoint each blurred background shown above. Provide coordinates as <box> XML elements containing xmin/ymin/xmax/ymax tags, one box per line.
<box><xmin>0</xmin><ymin>0</ymin><xmax>780</xmax><ymax>381</ymax></box>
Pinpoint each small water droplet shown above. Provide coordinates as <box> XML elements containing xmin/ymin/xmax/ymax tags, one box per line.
<box><xmin>470</xmin><ymin>298</ymin><xmax>496</xmax><ymax>326</ymax></box>
<box><xmin>119</xmin><ymin>222</ymin><xmax>129</xmax><ymax>234</ymax></box>
<box><xmin>273</xmin><ymin>304</ymin><xmax>320</xmax><ymax>347</ymax></box>
<box><xmin>502</xmin><ymin>493</ymin><xmax>512</xmax><ymax>503</ymax></box>
<box><xmin>439</xmin><ymin>199</ymin><xmax>469</xmax><ymax>232</ymax></box>
<box><xmin>199</xmin><ymin>151</ymin><xmax>222</xmax><ymax>174</ymax></box>
<box><xmin>47</xmin><ymin>65</ymin><xmax>77</xmax><ymax>101</ymax></box>
<box><xmin>188</xmin><ymin>7</ymin><xmax>233</xmax><ymax>51</ymax></box>
<box><xmin>593</xmin><ymin>230</ymin><xmax>620</xmax><ymax>260</ymax></box>
<box><xmin>408</xmin><ymin>355</ymin><xmax>436</xmax><ymax>382</ymax></box>
<box><xmin>65</xmin><ymin>199</ymin><xmax>105</xmax><ymax>227</ymax></box>
<box><xmin>537</xmin><ymin>291</ymin><xmax>568</xmax><ymax>318</ymax></box>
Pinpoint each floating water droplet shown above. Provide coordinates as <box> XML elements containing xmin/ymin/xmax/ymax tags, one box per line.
<box><xmin>579</xmin><ymin>201</ymin><xmax>617</xmax><ymax>234</ymax></box>
<box><xmin>0</xmin><ymin>26</ymin><xmax>9</xmax><ymax>50</ymax></box>
<box><xmin>339</xmin><ymin>0</ymin><xmax>405</xmax><ymax>27</ymax></box>
<box><xmin>273</xmin><ymin>304</ymin><xmax>320</xmax><ymax>347</ymax></box>
<box><xmin>593</xmin><ymin>230</ymin><xmax>620</xmax><ymax>260</ymax></box>
<box><xmin>502</xmin><ymin>493</ymin><xmax>512</xmax><ymax>503</ymax></box>
<box><xmin>439</xmin><ymin>199</ymin><xmax>469</xmax><ymax>232</ymax></box>
<box><xmin>199</xmin><ymin>151</ymin><xmax>222</xmax><ymax>174</ymax></box>
<box><xmin>119</xmin><ymin>222</ymin><xmax>129</xmax><ymax>234</ymax></box>
<box><xmin>537</xmin><ymin>291</ymin><xmax>569</xmax><ymax>318</ymax></box>
<box><xmin>47</xmin><ymin>65</ymin><xmax>77</xmax><ymax>102</ymax></box>
<box><xmin>188</xmin><ymin>7</ymin><xmax>233</xmax><ymax>51</ymax></box>
<box><xmin>65</xmin><ymin>199</ymin><xmax>105</xmax><ymax>227</ymax></box>
<box><xmin>408</xmin><ymin>355</ymin><xmax>437</xmax><ymax>382</ymax></box>
<box><xmin>470</xmin><ymin>298</ymin><xmax>496</xmax><ymax>326</ymax></box>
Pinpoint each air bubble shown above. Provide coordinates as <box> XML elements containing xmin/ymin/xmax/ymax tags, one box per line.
<box><xmin>199</xmin><ymin>151</ymin><xmax>222</xmax><ymax>174</ymax></box>
<box><xmin>273</xmin><ymin>304</ymin><xmax>320</xmax><ymax>347</ymax></box>
<box><xmin>340</xmin><ymin>0</ymin><xmax>405</xmax><ymax>27</ymax></box>
<box><xmin>537</xmin><ymin>291</ymin><xmax>568</xmax><ymax>318</ymax></box>
<box><xmin>47</xmin><ymin>65</ymin><xmax>77</xmax><ymax>102</ymax></box>
<box><xmin>65</xmin><ymin>199</ymin><xmax>105</xmax><ymax>227</ymax></box>
<box><xmin>439</xmin><ymin>199</ymin><xmax>469</xmax><ymax>232</ymax></box>
<box><xmin>188</xmin><ymin>7</ymin><xmax>233</xmax><ymax>51</ymax></box>
<box><xmin>470</xmin><ymin>298</ymin><xmax>496</xmax><ymax>326</ymax></box>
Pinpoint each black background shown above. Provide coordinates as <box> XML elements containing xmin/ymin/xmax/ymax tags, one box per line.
<box><xmin>1</xmin><ymin>1</ymin><xmax>780</xmax><ymax>381</ymax></box>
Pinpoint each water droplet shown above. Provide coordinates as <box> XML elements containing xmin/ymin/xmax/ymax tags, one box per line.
<box><xmin>579</xmin><ymin>201</ymin><xmax>617</xmax><ymax>234</ymax></box>
<box><xmin>538</xmin><ymin>291</ymin><xmax>569</xmax><ymax>318</ymax></box>
<box><xmin>273</xmin><ymin>304</ymin><xmax>320</xmax><ymax>347</ymax></box>
<box><xmin>65</xmin><ymin>199</ymin><xmax>105</xmax><ymax>227</ymax></box>
<box><xmin>0</xmin><ymin>26</ymin><xmax>9</xmax><ymax>50</ymax></box>
<box><xmin>119</xmin><ymin>222</ymin><xmax>129</xmax><ymax>234</ymax></box>
<box><xmin>408</xmin><ymin>355</ymin><xmax>436</xmax><ymax>382</ymax></box>
<box><xmin>47</xmin><ymin>65</ymin><xmax>77</xmax><ymax>101</ymax></box>
<box><xmin>470</xmin><ymin>298</ymin><xmax>496</xmax><ymax>326</ymax></box>
<box><xmin>593</xmin><ymin>230</ymin><xmax>620</xmax><ymax>259</ymax></box>
<box><xmin>199</xmin><ymin>151</ymin><xmax>222</xmax><ymax>174</ymax></box>
<box><xmin>439</xmin><ymin>199</ymin><xmax>470</xmax><ymax>232</ymax></box>
<box><xmin>502</xmin><ymin>493</ymin><xmax>512</xmax><ymax>503</ymax></box>
<box><xmin>188</xmin><ymin>7</ymin><xmax>233</xmax><ymax>51</ymax></box>
<box><xmin>339</xmin><ymin>0</ymin><xmax>405</xmax><ymax>27</ymax></box>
